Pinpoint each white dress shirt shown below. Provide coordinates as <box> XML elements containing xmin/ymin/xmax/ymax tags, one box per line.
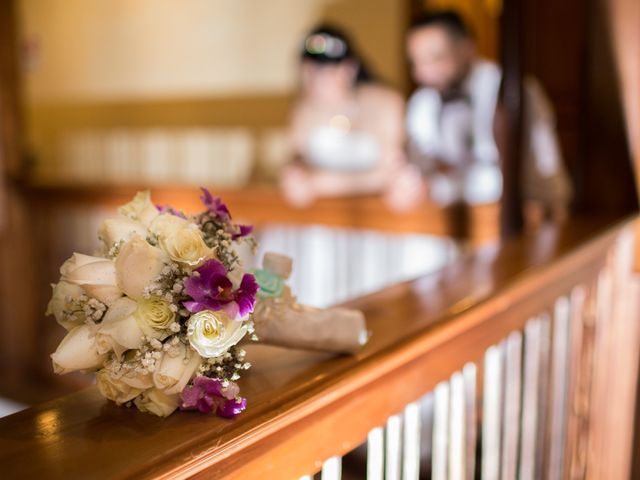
<box><xmin>407</xmin><ymin>60</ymin><xmax>570</xmax><ymax>207</ymax></box>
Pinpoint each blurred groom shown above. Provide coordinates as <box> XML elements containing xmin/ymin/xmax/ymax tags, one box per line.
<box><xmin>404</xmin><ymin>10</ymin><xmax>571</xmax><ymax>223</ymax></box>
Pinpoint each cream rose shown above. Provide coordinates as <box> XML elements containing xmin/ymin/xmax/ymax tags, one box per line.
<box><xmin>150</xmin><ymin>214</ymin><xmax>189</xmax><ymax>238</ymax></box>
<box><xmin>160</xmin><ymin>227</ymin><xmax>213</xmax><ymax>267</ymax></box>
<box><xmin>46</xmin><ymin>281</ymin><xmax>86</xmax><ymax>330</ymax></box>
<box><xmin>60</xmin><ymin>253</ymin><xmax>122</xmax><ymax>305</ymax></box>
<box><xmin>96</xmin><ymin>297</ymin><xmax>145</xmax><ymax>358</ymax></box>
<box><xmin>98</xmin><ymin>216</ymin><xmax>148</xmax><ymax>250</ymax></box>
<box><xmin>96</xmin><ymin>369</ymin><xmax>152</xmax><ymax>405</ymax></box>
<box><xmin>187</xmin><ymin>310</ymin><xmax>247</xmax><ymax>358</ymax></box>
<box><xmin>134</xmin><ymin>297</ymin><xmax>175</xmax><ymax>339</ymax></box>
<box><xmin>118</xmin><ymin>190</ymin><xmax>159</xmax><ymax>226</ymax></box>
<box><xmin>153</xmin><ymin>343</ymin><xmax>201</xmax><ymax>395</ymax></box>
<box><xmin>151</xmin><ymin>214</ymin><xmax>213</xmax><ymax>267</ymax></box>
<box><xmin>115</xmin><ymin>235</ymin><xmax>169</xmax><ymax>299</ymax></box>
<box><xmin>134</xmin><ymin>388</ymin><xmax>180</xmax><ymax>417</ymax></box>
<box><xmin>51</xmin><ymin>324</ymin><xmax>107</xmax><ymax>374</ymax></box>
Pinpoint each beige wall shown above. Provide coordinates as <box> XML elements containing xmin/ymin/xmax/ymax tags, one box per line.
<box><xmin>19</xmin><ymin>0</ymin><xmax>407</xmax><ymax>103</ymax></box>
<box><xmin>321</xmin><ymin>0</ymin><xmax>408</xmax><ymax>90</ymax></box>
<box><xmin>19</xmin><ymin>0</ymin><xmax>408</xmax><ymax>180</ymax></box>
<box><xmin>19</xmin><ymin>0</ymin><xmax>330</xmax><ymax>101</ymax></box>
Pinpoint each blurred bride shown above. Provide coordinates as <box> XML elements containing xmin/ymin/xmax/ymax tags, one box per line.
<box><xmin>281</xmin><ymin>25</ymin><xmax>423</xmax><ymax>209</ymax></box>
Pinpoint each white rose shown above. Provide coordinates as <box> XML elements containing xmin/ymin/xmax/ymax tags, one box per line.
<box><xmin>134</xmin><ymin>388</ymin><xmax>180</xmax><ymax>417</ymax></box>
<box><xmin>151</xmin><ymin>214</ymin><xmax>213</xmax><ymax>267</ymax></box>
<box><xmin>99</xmin><ymin>216</ymin><xmax>148</xmax><ymax>250</ymax></box>
<box><xmin>153</xmin><ymin>342</ymin><xmax>201</xmax><ymax>395</ymax></box>
<box><xmin>46</xmin><ymin>281</ymin><xmax>86</xmax><ymax>330</ymax></box>
<box><xmin>150</xmin><ymin>214</ymin><xmax>189</xmax><ymax>238</ymax></box>
<box><xmin>51</xmin><ymin>324</ymin><xmax>107</xmax><ymax>374</ymax></box>
<box><xmin>96</xmin><ymin>297</ymin><xmax>145</xmax><ymax>358</ymax></box>
<box><xmin>118</xmin><ymin>190</ymin><xmax>159</xmax><ymax>226</ymax></box>
<box><xmin>61</xmin><ymin>253</ymin><xmax>122</xmax><ymax>305</ymax></box>
<box><xmin>115</xmin><ymin>235</ymin><xmax>169</xmax><ymax>299</ymax></box>
<box><xmin>160</xmin><ymin>227</ymin><xmax>213</xmax><ymax>267</ymax></box>
<box><xmin>134</xmin><ymin>297</ymin><xmax>175</xmax><ymax>340</ymax></box>
<box><xmin>187</xmin><ymin>310</ymin><xmax>247</xmax><ymax>358</ymax></box>
<box><xmin>97</xmin><ymin>368</ymin><xmax>152</xmax><ymax>405</ymax></box>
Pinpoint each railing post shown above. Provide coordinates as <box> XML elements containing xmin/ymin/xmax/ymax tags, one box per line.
<box><xmin>499</xmin><ymin>0</ymin><xmax>525</xmax><ymax>237</ymax></box>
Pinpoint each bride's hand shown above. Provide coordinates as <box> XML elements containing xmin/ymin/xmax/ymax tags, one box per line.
<box><xmin>280</xmin><ymin>166</ymin><xmax>316</xmax><ymax>208</ymax></box>
<box><xmin>385</xmin><ymin>165</ymin><xmax>426</xmax><ymax>212</ymax></box>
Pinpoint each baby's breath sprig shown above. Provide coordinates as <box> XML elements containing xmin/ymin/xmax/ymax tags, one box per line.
<box><xmin>83</xmin><ymin>297</ymin><xmax>108</xmax><ymax>322</ymax></box>
<box><xmin>146</xmin><ymin>232</ymin><xmax>159</xmax><ymax>247</ymax></box>
<box><xmin>144</xmin><ymin>263</ymin><xmax>189</xmax><ymax>303</ymax></box>
<box><xmin>198</xmin><ymin>345</ymin><xmax>250</xmax><ymax>383</ymax></box>
<box><xmin>244</xmin><ymin>235</ymin><xmax>258</xmax><ymax>255</ymax></box>
<box><xmin>60</xmin><ymin>294</ymin><xmax>107</xmax><ymax>324</ymax></box>
<box><xmin>105</xmin><ymin>240</ymin><xmax>124</xmax><ymax>259</ymax></box>
<box><xmin>197</xmin><ymin>213</ymin><xmax>242</xmax><ymax>271</ymax></box>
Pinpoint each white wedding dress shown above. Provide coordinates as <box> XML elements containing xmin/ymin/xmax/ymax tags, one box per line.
<box><xmin>306</xmin><ymin>125</ymin><xmax>380</xmax><ymax>172</ymax></box>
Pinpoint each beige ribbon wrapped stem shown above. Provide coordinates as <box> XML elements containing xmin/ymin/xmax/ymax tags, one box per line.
<box><xmin>252</xmin><ymin>253</ymin><xmax>369</xmax><ymax>354</ymax></box>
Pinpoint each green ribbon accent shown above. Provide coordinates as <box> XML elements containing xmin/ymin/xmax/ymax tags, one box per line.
<box><xmin>253</xmin><ymin>269</ymin><xmax>284</xmax><ymax>299</ymax></box>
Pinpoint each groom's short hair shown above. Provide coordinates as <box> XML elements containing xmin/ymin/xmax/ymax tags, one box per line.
<box><xmin>409</xmin><ymin>10</ymin><xmax>472</xmax><ymax>40</ymax></box>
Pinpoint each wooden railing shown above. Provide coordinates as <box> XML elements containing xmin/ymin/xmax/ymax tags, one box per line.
<box><xmin>0</xmin><ymin>211</ymin><xmax>637</xmax><ymax>479</ymax></box>
<box><xmin>25</xmin><ymin>182</ymin><xmax>500</xmax><ymax>240</ymax></box>
<box><xmin>2</xmin><ymin>184</ymin><xmax>496</xmax><ymax>402</ymax></box>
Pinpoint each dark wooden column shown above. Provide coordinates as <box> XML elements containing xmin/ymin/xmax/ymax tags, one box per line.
<box><xmin>0</xmin><ymin>0</ymin><xmax>22</xmax><ymax>181</ymax></box>
<box><xmin>0</xmin><ymin>0</ymin><xmax>39</xmax><ymax>398</ymax></box>
<box><xmin>498</xmin><ymin>0</ymin><xmax>525</xmax><ymax>237</ymax></box>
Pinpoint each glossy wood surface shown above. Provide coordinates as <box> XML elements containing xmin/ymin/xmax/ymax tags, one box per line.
<box><xmin>24</xmin><ymin>182</ymin><xmax>500</xmax><ymax>241</ymax></box>
<box><xmin>0</xmin><ymin>214</ymin><xmax>630</xmax><ymax>479</ymax></box>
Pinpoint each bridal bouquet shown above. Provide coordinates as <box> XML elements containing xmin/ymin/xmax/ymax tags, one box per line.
<box><xmin>48</xmin><ymin>189</ymin><xmax>259</xmax><ymax>418</ymax></box>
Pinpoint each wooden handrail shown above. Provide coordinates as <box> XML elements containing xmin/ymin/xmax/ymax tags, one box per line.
<box><xmin>0</xmin><ymin>213</ymin><xmax>634</xmax><ymax>479</ymax></box>
<box><xmin>23</xmin><ymin>182</ymin><xmax>500</xmax><ymax>241</ymax></box>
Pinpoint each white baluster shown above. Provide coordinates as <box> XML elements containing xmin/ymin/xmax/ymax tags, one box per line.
<box><xmin>385</xmin><ymin>414</ymin><xmax>403</xmax><ymax>480</ymax></box>
<box><xmin>432</xmin><ymin>382</ymin><xmax>450</xmax><ymax>480</ymax></box>
<box><xmin>501</xmin><ymin>331</ymin><xmax>523</xmax><ymax>480</ymax></box>
<box><xmin>226</xmin><ymin>128</ymin><xmax>254</xmax><ymax>187</ymax></box>
<box><xmin>321</xmin><ymin>456</ymin><xmax>342</xmax><ymax>480</ymax></box>
<box><xmin>520</xmin><ymin>315</ymin><xmax>551</xmax><ymax>480</ymax></box>
<box><xmin>418</xmin><ymin>392</ymin><xmax>435</xmax><ymax>478</ymax></box>
<box><xmin>547</xmin><ymin>296</ymin><xmax>571</xmax><ymax>480</ymax></box>
<box><xmin>519</xmin><ymin>318</ymin><xmax>541</xmax><ymax>480</ymax></box>
<box><xmin>536</xmin><ymin>316</ymin><xmax>551</xmax><ymax>471</ymax></box>
<box><xmin>367</xmin><ymin>426</ymin><xmax>384</xmax><ymax>480</ymax></box>
<box><xmin>139</xmin><ymin>129</ymin><xmax>173</xmax><ymax>184</ymax></box>
<box><xmin>482</xmin><ymin>345</ymin><xmax>503</xmax><ymax>480</ymax></box>
<box><xmin>463</xmin><ymin>363</ymin><xmax>477</xmax><ymax>480</ymax></box>
<box><xmin>449</xmin><ymin>372</ymin><xmax>465</xmax><ymax>480</ymax></box>
<box><xmin>402</xmin><ymin>402</ymin><xmax>421</xmax><ymax>480</ymax></box>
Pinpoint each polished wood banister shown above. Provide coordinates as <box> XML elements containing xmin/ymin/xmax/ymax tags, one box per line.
<box><xmin>0</xmin><ymin>214</ymin><xmax>634</xmax><ymax>479</ymax></box>
<box><xmin>23</xmin><ymin>182</ymin><xmax>500</xmax><ymax>241</ymax></box>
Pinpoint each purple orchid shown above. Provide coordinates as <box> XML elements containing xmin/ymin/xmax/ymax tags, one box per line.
<box><xmin>200</xmin><ymin>188</ymin><xmax>231</xmax><ymax>220</ymax></box>
<box><xmin>155</xmin><ymin>204</ymin><xmax>187</xmax><ymax>218</ymax></box>
<box><xmin>233</xmin><ymin>224</ymin><xmax>254</xmax><ymax>239</ymax></box>
<box><xmin>180</xmin><ymin>376</ymin><xmax>247</xmax><ymax>417</ymax></box>
<box><xmin>183</xmin><ymin>259</ymin><xmax>258</xmax><ymax>318</ymax></box>
<box><xmin>200</xmin><ymin>187</ymin><xmax>253</xmax><ymax>239</ymax></box>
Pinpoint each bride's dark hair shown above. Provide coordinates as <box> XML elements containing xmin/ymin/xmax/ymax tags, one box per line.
<box><xmin>300</xmin><ymin>24</ymin><xmax>374</xmax><ymax>84</ymax></box>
